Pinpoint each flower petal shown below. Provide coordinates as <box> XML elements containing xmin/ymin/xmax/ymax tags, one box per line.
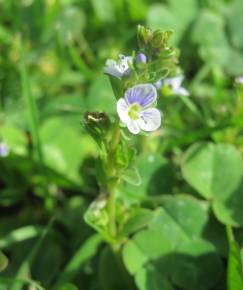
<box><xmin>138</xmin><ymin>108</ymin><xmax>161</xmax><ymax>132</ymax></box>
<box><xmin>127</xmin><ymin>120</ymin><xmax>140</xmax><ymax>134</ymax></box>
<box><xmin>175</xmin><ymin>87</ymin><xmax>189</xmax><ymax>96</ymax></box>
<box><xmin>104</xmin><ymin>60</ymin><xmax>122</xmax><ymax>79</ymax></box>
<box><xmin>164</xmin><ymin>75</ymin><xmax>183</xmax><ymax>90</ymax></box>
<box><xmin>117</xmin><ymin>98</ymin><xmax>129</xmax><ymax>124</ymax></box>
<box><xmin>125</xmin><ymin>84</ymin><xmax>157</xmax><ymax>108</ymax></box>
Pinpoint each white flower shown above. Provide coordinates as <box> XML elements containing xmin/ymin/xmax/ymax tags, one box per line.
<box><xmin>236</xmin><ymin>76</ymin><xmax>243</xmax><ymax>84</ymax></box>
<box><xmin>0</xmin><ymin>142</ymin><xmax>9</xmax><ymax>157</ymax></box>
<box><xmin>155</xmin><ymin>75</ymin><xmax>189</xmax><ymax>96</ymax></box>
<box><xmin>117</xmin><ymin>84</ymin><xmax>161</xmax><ymax>134</ymax></box>
<box><xmin>163</xmin><ymin>75</ymin><xmax>189</xmax><ymax>96</ymax></box>
<box><xmin>104</xmin><ymin>54</ymin><xmax>133</xmax><ymax>79</ymax></box>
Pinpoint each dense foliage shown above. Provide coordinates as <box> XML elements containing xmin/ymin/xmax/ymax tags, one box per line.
<box><xmin>0</xmin><ymin>0</ymin><xmax>243</xmax><ymax>290</ymax></box>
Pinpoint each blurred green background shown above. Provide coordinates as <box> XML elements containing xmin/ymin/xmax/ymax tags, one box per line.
<box><xmin>0</xmin><ymin>0</ymin><xmax>243</xmax><ymax>289</ymax></box>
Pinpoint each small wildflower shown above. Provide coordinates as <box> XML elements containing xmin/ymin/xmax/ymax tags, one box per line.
<box><xmin>154</xmin><ymin>79</ymin><xmax>163</xmax><ymax>90</ymax></box>
<box><xmin>0</xmin><ymin>142</ymin><xmax>9</xmax><ymax>157</ymax></box>
<box><xmin>117</xmin><ymin>84</ymin><xmax>161</xmax><ymax>134</ymax></box>
<box><xmin>136</xmin><ymin>53</ymin><xmax>147</xmax><ymax>64</ymax></box>
<box><xmin>163</xmin><ymin>75</ymin><xmax>189</xmax><ymax>96</ymax></box>
<box><xmin>235</xmin><ymin>76</ymin><xmax>243</xmax><ymax>85</ymax></box>
<box><xmin>104</xmin><ymin>54</ymin><xmax>133</xmax><ymax>79</ymax></box>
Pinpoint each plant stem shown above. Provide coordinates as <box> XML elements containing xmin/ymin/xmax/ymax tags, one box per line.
<box><xmin>107</xmin><ymin>119</ymin><xmax>120</xmax><ymax>238</ymax></box>
<box><xmin>107</xmin><ymin>181</ymin><xmax>117</xmax><ymax>238</ymax></box>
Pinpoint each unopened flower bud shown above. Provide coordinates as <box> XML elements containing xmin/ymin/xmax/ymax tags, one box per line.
<box><xmin>137</xmin><ymin>25</ymin><xmax>153</xmax><ymax>47</ymax></box>
<box><xmin>136</xmin><ymin>53</ymin><xmax>147</xmax><ymax>64</ymax></box>
<box><xmin>83</xmin><ymin>112</ymin><xmax>110</xmax><ymax>142</ymax></box>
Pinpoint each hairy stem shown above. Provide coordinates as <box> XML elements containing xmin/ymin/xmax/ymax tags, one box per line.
<box><xmin>107</xmin><ymin>119</ymin><xmax>120</xmax><ymax>238</ymax></box>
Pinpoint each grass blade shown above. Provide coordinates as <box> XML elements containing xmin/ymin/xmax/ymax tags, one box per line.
<box><xmin>52</xmin><ymin>234</ymin><xmax>102</xmax><ymax>290</ymax></box>
<box><xmin>9</xmin><ymin>218</ymin><xmax>55</xmax><ymax>290</ymax></box>
<box><xmin>226</xmin><ymin>225</ymin><xmax>243</xmax><ymax>290</ymax></box>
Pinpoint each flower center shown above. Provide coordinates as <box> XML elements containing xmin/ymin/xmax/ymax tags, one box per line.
<box><xmin>128</xmin><ymin>103</ymin><xmax>141</xmax><ymax>120</ymax></box>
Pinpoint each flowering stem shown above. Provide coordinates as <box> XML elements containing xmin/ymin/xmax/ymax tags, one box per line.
<box><xmin>107</xmin><ymin>119</ymin><xmax>120</xmax><ymax>238</ymax></box>
<box><xmin>107</xmin><ymin>180</ymin><xmax>117</xmax><ymax>238</ymax></box>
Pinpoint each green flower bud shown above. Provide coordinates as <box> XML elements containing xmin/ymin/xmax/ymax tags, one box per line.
<box><xmin>83</xmin><ymin>112</ymin><xmax>110</xmax><ymax>144</ymax></box>
<box><xmin>137</xmin><ymin>25</ymin><xmax>153</xmax><ymax>47</ymax></box>
<box><xmin>152</xmin><ymin>30</ymin><xmax>173</xmax><ymax>50</ymax></box>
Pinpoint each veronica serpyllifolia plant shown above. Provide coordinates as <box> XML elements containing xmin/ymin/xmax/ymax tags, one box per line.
<box><xmin>83</xmin><ymin>25</ymin><xmax>184</xmax><ymax>247</ymax></box>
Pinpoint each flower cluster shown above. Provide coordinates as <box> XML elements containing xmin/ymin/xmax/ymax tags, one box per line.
<box><xmin>103</xmin><ymin>26</ymin><xmax>188</xmax><ymax>134</ymax></box>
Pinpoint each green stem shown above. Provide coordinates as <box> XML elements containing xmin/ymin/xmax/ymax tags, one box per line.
<box><xmin>107</xmin><ymin>119</ymin><xmax>121</xmax><ymax>238</ymax></box>
<box><xmin>107</xmin><ymin>181</ymin><xmax>117</xmax><ymax>238</ymax></box>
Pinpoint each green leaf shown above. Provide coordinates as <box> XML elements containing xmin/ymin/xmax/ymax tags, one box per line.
<box><xmin>0</xmin><ymin>251</ymin><xmax>8</xmax><ymax>272</ymax></box>
<box><xmin>182</xmin><ymin>142</ymin><xmax>243</xmax><ymax>226</ymax></box>
<box><xmin>147</xmin><ymin>5</ymin><xmax>178</xmax><ymax>43</ymax></box>
<box><xmin>120</xmin><ymin>153</ymin><xmax>176</xmax><ymax>201</ymax></box>
<box><xmin>108</xmin><ymin>75</ymin><xmax>124</xmax><ymax>100</ymax></box>
<box><xmin>192</xmin><ymin>10</ymin><xmax>229</xmax><ymax>66</ymax></box>
<box><xmin>0</xmin><ymin>278</ymin><xmax>45</xmax><ymax>290</ymax></box>
<box><xmin>40</xmin><ymin>117</ymin><xmax>85</xmax><ymax>183</ymax></box>
<box><xmin>147</xmin><ymin>0</ymin><xmax>198</xmax><ymax>44</ymax></box>
<box><xmin>91</xmin><ymin>0</ymin><xmax>115</xmax><ymax>23</ymax></box>
<box><xmin>123</xmin><ymin>196</ymin><xmax>220</xmax><ymax>290</ymax></box>
<box><xmin>1</xmin><ymin>126</ymin><xmax>27</xmax><ymax>156</ymax></box>
<box><xmin>169</xmin><ymin>239</ymin><xmax>222</xmax><ymax>290</ymax></box>
<box><xmin>52</xmin><ymin>234</ymin><xmax>102</xmax><ymax>290</ymax></box>
<box><xmin>55</xmin><ymin>6</ymin><xmax>86</xmax><ymax>43</ymax></box>
<box><xmin>120</xmin><ymin>208</ymin><xmax>155</xmax><ymax>237</ymax></box>
<box><xmin>87</xmin><ymin>75</ymin><xmax>115</xmax><ymax>113</ymax></box>
<box><xmin>0</xmin><ymin>225</ymin><xmax>42</xmax><ymax>249</ymax></box>
<box><xmin>10</xmin><ymin>219</ymin><xmax>54</xmax><ymax>290</ymax></box>
<box><xmin>121</xmin><ymin>166</ymin><xmax>141</xmax><ymax>186</ymax></box>
<box><xmin>182</xmin><ymin>143</ymin><xmax>243</xmax><ymax>200</ymax></box>
<box><xmin>135</xmin><ymin>265</ymin><xmax>174</xmax><ymax>290</ymax></box>
<box><xmin>228</xmin><ymin>0</ymin><xmax>243</xmax><ymax>50</ymax></box>
<box><xmin>227</xmin><ymin>226</ymin><xmax>243</xmax><ymax>290</ymax></box>
<box><xmin>224</xmin><ymin>48</ymin><xmax>243</xmax><ymax>76</ymax></box>
<box><xmin>150</xmin><ymin>195</ymin><xmax>208</xmax><ymax>246</ymax></box>
<box><xmin>99</xmin><ymin>246</ymin><xmax>133</xmax><ymax>290</ymax></box>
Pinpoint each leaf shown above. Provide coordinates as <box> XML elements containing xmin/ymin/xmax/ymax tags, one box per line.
<box><xmin>55</xmin><ymin>6</ymin><xmax>86</xmax><ymax>43</ymax></box>
<box><xmin>98</xmin><ymin>246</ymin><xmax>133</xmax><ymax>290</ymax></box>
<box><xmin>149</xmin><ymin>195</ymin><xmax>208</xmax><ymax>247</ymax></box>
<box><xmin>0</xmin><ymin>278</ymin><xmax>45</xmax><ymax>290</ymax></box>
<box><xmin>121</xmin><ymin>166</ymin><xmax>141</xmax><ymax>186</ymax></box>
<box><xmin>108</xmin><ymin>75</ymin><xmax>124</xmax><ymax>100</ymax></box>
<box><xmin>0</xmin><ymin>225</ymin><xmax>42</xmax><ymax>249</ymax></box>
<box><xmin>135</xmin><ymin>265</ymin><xmax>174</xmax><ymax>290</ymax></box>
<box><xmin>87</xmin><ymin>75</ymin><xmax>115</xmax><ymax>113</ymax></box>
<box><xmin>1</xmin><ymin>126</ymin><xmax>27</xmax><ymax>156</ymax></box>
<box><xmin>224</xmin><ymin>48</ymin><xmax>243</xmax><ymax>76</ymax></box>
<box><xmin>52</xmin><ymin>234</ymin><xmax>102</xmax><ymax>290</ymax></box>
<box><xmin>147</xmin><ymin>0</ymin><xmax>198</xmax><ymax>44</ymax></box>
<box><xmin>228</xmin><ymin>0</ymin><xmax>243</xmax><ymax>50</ymax></box>
<box><xmin>182</xmin><ymin>142</ymin><xmax>243</xmax><ymax>226</ymax></box>
<box><xmin>168</xmin><ymin>239</ymin><xmax>222</xmax><ymax>290</ymax></box>
<box><xmin>120</xmin><ymin>208</ymin><xmax>155</xmax><ymax>237</ymax></box>
<box><xmin>0</xmin><ymin>251</ymin><xmax>8</xmax><ymax>272</ymax></box>
<box><xmin>40</xmin><ymin>117</ymin><xmax>84</xmax><ymax>183</ymax></box>
<box><xmin>147</xmin><ymin>5</ymin><xmax>179</xmax><ymax>43</ymax></box>
<box><xmin>192</xmin><ymin>10</ymin><xmax>229</xmax><ymax>66</ymax></box>
<box><xmin>120</xmin><ymin>153</ymin><xmax>176</xmax><ymax>201</ymax></box>
<box><xmin>123</xmin><ymin>196</ymin><xmax>220</xmax><ymax>290</ymax></box>
<box><xmin>182</xmin><ymin>143</ymin><xmax>243</xmax><ymax>200</ymax></box>
<box><xmin>10</xmin><ymin>219</ymin><xmax>54</xmax><ymax>290</ymax></box>
<box><xmin>91</xmin><ymin>0</ymin><xmax>115</xmax><ymax>23</ymax></box>
<box><xmin>227</xmin><ymin>226</ymin><xmax>243</xmax><ymax>290</ymax></box>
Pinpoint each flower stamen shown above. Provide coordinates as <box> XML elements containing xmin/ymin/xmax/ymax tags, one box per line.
<box><xmin>128</xmin><ymin>103</ymin><xmax>141</xmax><ymax>120</ymax></box>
